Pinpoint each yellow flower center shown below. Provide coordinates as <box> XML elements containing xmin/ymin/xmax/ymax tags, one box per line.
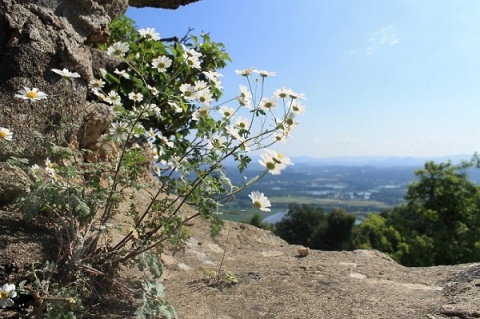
<box><xmin>26</xmin><ymin>91</ymin><xmax>38</xmax><ymax>99</ymax></box>
<box><xmin>1</xmin><ymin>291</ymin><xmax>9</xmax><ymax>299</ymax></box>
<box><xmin>266</xmin><ymin>162</ymin><xmax>275</xmax><ymax>170</ymax></box>
<box><xmin>253</xmin><ymin>200</ymin><xmax>262</xmax><ymax>209</ymax></box>
<box><xmin>0</xmin><ymin>131</ymin><xmax>7</xmax><ymax>139</ymax></box>
<box><xmin>199</xmin><ymin>109</ymin><xmax>208</xmax><ymax>116</ymax></box>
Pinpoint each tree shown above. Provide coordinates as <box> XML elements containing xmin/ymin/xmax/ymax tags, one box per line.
<box><xmin>353</xmin><ymin>160</ymin><xmax>480</xmax><ymax>266</ymax></box>
<box><xmin>274</xmin><ymin>204</ymin><xmax>325</xmax><ymax>246</ymax></box>
<box><xmin>249</xmin><ymin>213</ymin><xmax>271</xmax><ymax>231</ymax></box>
<box><xmin>310</xmin><ymin>208</ymin><xmax>356</xmax><ymax>251</ymax></box>
<box><xmin>274</xmin><ymin>205</ymin><xmax>357</xmax><ymax>251</ymax></box>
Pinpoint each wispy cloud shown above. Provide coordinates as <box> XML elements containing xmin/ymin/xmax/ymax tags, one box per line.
<box><xmin>366</xmin><ymin>25</ymin><xmax>401</xmax><ymax>55</ymax></box>
<box><xmin>339</xmin><ymin>137</ymin><xmax>356</xmax><ymax>144</ymax></box>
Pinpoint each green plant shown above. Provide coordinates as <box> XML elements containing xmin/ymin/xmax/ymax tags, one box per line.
<box><xmin>5</xmin><ymin>15</ymin><xmax>305</xmax><ymax>317</ymax></box>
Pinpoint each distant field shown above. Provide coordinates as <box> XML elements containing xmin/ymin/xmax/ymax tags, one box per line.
<box><xmin>219</xmin><ymin>208</ymin><xmax>275</xmax><ymax>223</ymax></box>
<box><xmin>218</xmin><ymin>196</ymin><xmax>391</xmax><ymax>224</ymax></box>
<box><xmin>268</xmin><ymin>196</ymin><xmax>391</xmax><ymax>209</ymax></box>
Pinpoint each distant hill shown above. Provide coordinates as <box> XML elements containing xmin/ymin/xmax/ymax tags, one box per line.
<box><xmin>224</xmin><ymin>154</ymin><xmax>474</xmax><ymax>168</ymax></box>
<box><xmin>290</xmin><ymin>155</ymin><xmax>474</xmax><ymax>167</ymax></box>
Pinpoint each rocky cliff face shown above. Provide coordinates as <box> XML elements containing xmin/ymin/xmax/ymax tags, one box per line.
<box><xmin>0</xmin><ymin>0</ymin><xmax>126</xmax><ymax>160</ymax></box>
<box><xmin>0</xmin><ymin>0</ymin><xmax>196</xmax><ymax>162</ymax></box>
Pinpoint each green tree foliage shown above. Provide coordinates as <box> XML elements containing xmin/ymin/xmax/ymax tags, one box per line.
<box><xmin>274</xmin><ymin>204</ymin><xmax>325</xmax><ymax>246</ymax></box>
<box><xmin>352</xmin><ymin>212</ymin><xmax>407</xmax><ymax>261</ymax></box>
<box><xmin>353</xmin><ymin>160</ymin><xmax>480</xmax><ymax>266</ymax></box>
<box><xmin>106</xmin><ymin>15</ymin><xmax>139</xmax><ymax>45</ymax></box>
<box><xmin>274</xmin><ymin>204</ymin><xmax>356</xmax><ymax>251</ymax></box>
<box><xmin>310</xmin><ymin>208</ymin><xmax>356</xmax><ymax>251</ymax></box>
<box><xmin>248</xmin><ymin>213</ymin><xmax>271</xmax><ymax>231</ymax></box>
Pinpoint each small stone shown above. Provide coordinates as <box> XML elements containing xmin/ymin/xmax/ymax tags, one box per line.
<box><xmin>297</xmin><ymin>247</ymin><xmax>310</xmax><ymax>257</ymax></box>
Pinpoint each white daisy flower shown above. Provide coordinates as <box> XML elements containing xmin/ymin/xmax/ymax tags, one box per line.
<box><xmin>274</xmin><ymin>87</ymin><xmax>293</xmax><ymax>99</ymax></box>
<box><xmin>289</xmin><ymin>90</ymin><xmax>306</xmax><ymax>100</ymax></box>
<box><xmin>237</xmin><ymin>85</ymin><xmax>252</xmax><ymax>109</ymax></box>
<box><xmin>203</xmin><ymin>70</ymin><xmax>223</xmax><ymax>83</ymax></box>
<box><xmin>265</xmin><ymin>149</ymin><xmax>294</xmax><ymax>166</ymax></box>
<box><xmin>235</xmin><ymin>67</ymin><xmax>256</xmax><ymax>77</ymax></box>
<box><xmin>179</xmin><ymin>83</ymin><xmax>197</xmax><ymax>101</ymax></box>
<box><xmin>114</xmin><ymin>69</ymin><xmax>130</xmax><ymax>79</ymax></box>
<box><xmin>254</xmin><ymin>69</ymin><xmax>276</xmax><ymax>78</ymax></box>
<box><xmin>183</xmin><ymin>49</ymin><xmax>202</xmax><ymax>69</ymax></box>
<box><xmin>106</xmin><ymin>42</ymin><xmax>129</xmax><ymax>57</ymax></box>
<box><xmin>0</xmin><ymin>283</ymin><xmax>17</xmax><ymax>308</ymax></box>
<box><xmin>109</xmin><ymin>121</ymin><xmax>129</xmax><ymax>142</ymax></box>
<box><xmin>88</xmin><ymin>79</ymin><xmax>105</xmax><ymax>90</ymax></box>
<box><xmin>128</xmin><ymin>92</ymin><xmax>143</xmax><ymax>102</ymax></box>
<box><xmin>291</xmin><ymin>102</ymin><xmax>306</xmax><ymax>115</ymax></box>
<box><xmin>249</xmin><ymin>191</ymin><xmax>272</xmax><ymax>212</ymax></box>
<box><xmin>259</xmin><ymin>97</ymin><xmax>278</xmax><ymax>111</ymax></box>
<box><xmin>219</xmin><ymin>106</ymin><xmax>235</xmax><ymax>119</ymax></box>
<box><xmin>51</xmin><ymin>68</ymin><xmax>81</xmax><ymax>79</ymax></box>
<box><xmin>192</xmin><ymin>106</ymin><xmax>210</xmax><ymax>121</ymax></box>
<box><xmin>282</xmin><ymin>113</ymin><xmax>299</xmax><ymax>129</ymax></box>
<box><xmin>194</xmin><ymin>80</ymin><xmax>209</xmax><ymax>91</ymax></box>
<box><xmin>226</xmin><ymin>125</ymin><xmax>242</xmax><ymax>141</ymax></box>
<box><xmin>146</xmin><ymin>127</ymin><xmax>161</xmax><ymax>141</ymax></box>
<box><xmin>144</xmin><ymin>103</ymin><xmax>161</xmax><ymax>116</ymax></box>
<box><xmin>259</xmin><ymin>152</ymin><xmax>287</xmax><ymax>175</ymax></box>
<box><xmin>196</xmin><ymin>88</ymin><xmax>213</xmax><ymax>105</ymax></box>
<box><xmin>0</xmin><ymin>127</ymin><xmax>13</xmax><ymax>141</ymax></box>
<box><xmin>273</xmin><ymin>131</ymin><xmax>287</xmax><ymax>143</ymax></box>
<box><xmin>151</xmin><ymin>55</ymin><xmax>172</xmax><ymax>72</ymax></box>
<box><xmin>147</xmin><ymin>85</ymin><xmax>159</xmax><ymax>96</ymax></box>
<box><xmin>138</xmin><ymin>27</ymin><xmax>161</xmax><ymax>41</ymax></box>
<box><xmin>15</xmin><ymin>86</ymin><xmax>48</xmax><ymax>102</ymax></box>
<box><xmin>168</xmin><ymin>101</ymin><xmax>183</xmax><ymax>113</ymax></box>
<box><xmin>107</xmin><ymin>90</ymin><xmax>122</xmax><ymax>106</ymax></box>
<box><xmin>235</xmin><ymin>116</ymin><xmax>250</xmax><ymax>130</ymax></box>
<box><xmin>31</xmin><ymin>164</ymin><xmax>43</xmax><ymax>179</ymax></box>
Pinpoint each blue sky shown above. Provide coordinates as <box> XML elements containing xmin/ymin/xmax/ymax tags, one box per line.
<box><xmin>127</xmin><ymin>1</ymin><xmax>480</xmax><ymax>159</ymax></box>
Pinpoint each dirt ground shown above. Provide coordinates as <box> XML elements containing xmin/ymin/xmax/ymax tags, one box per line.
<box><xmin>2</xmin><ymin>206</ymin><xmax>480</xmax><ymax>319</ymax></box>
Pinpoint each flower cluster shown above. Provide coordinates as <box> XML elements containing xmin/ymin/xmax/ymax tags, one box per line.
<box><xmin>98</xmin><ymin>32</ymin><xmax>306</xmax><ymax>212</ymax></box>
<box><xmin>31</xmin><ymin>158</ymin><xmax>57</xmax><ymax>183</ymax></box>
<box><xmin>259</xmin><ymin>149</ymin><xmax>294</xmax><ymax>175</ymax></box>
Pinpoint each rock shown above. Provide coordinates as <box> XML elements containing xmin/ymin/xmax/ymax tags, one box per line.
<box><xmin>297</xmin><ymin>246</ymin><xmax>310</xmax><ymax>257</ymax></box>
<box><xmin>0</xmin><ymin>0</ymin><xmax>127</xmax><ymax>161</ymax></box>
<box><xmin>0</xmin><ymin>163</ymin><xmax>30</xmax><ymax>206</ymax></box>
<box><xmin>129</xmin><ymin>0</ymin><xmax>200</xmax><ymax>9</ymax></box>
